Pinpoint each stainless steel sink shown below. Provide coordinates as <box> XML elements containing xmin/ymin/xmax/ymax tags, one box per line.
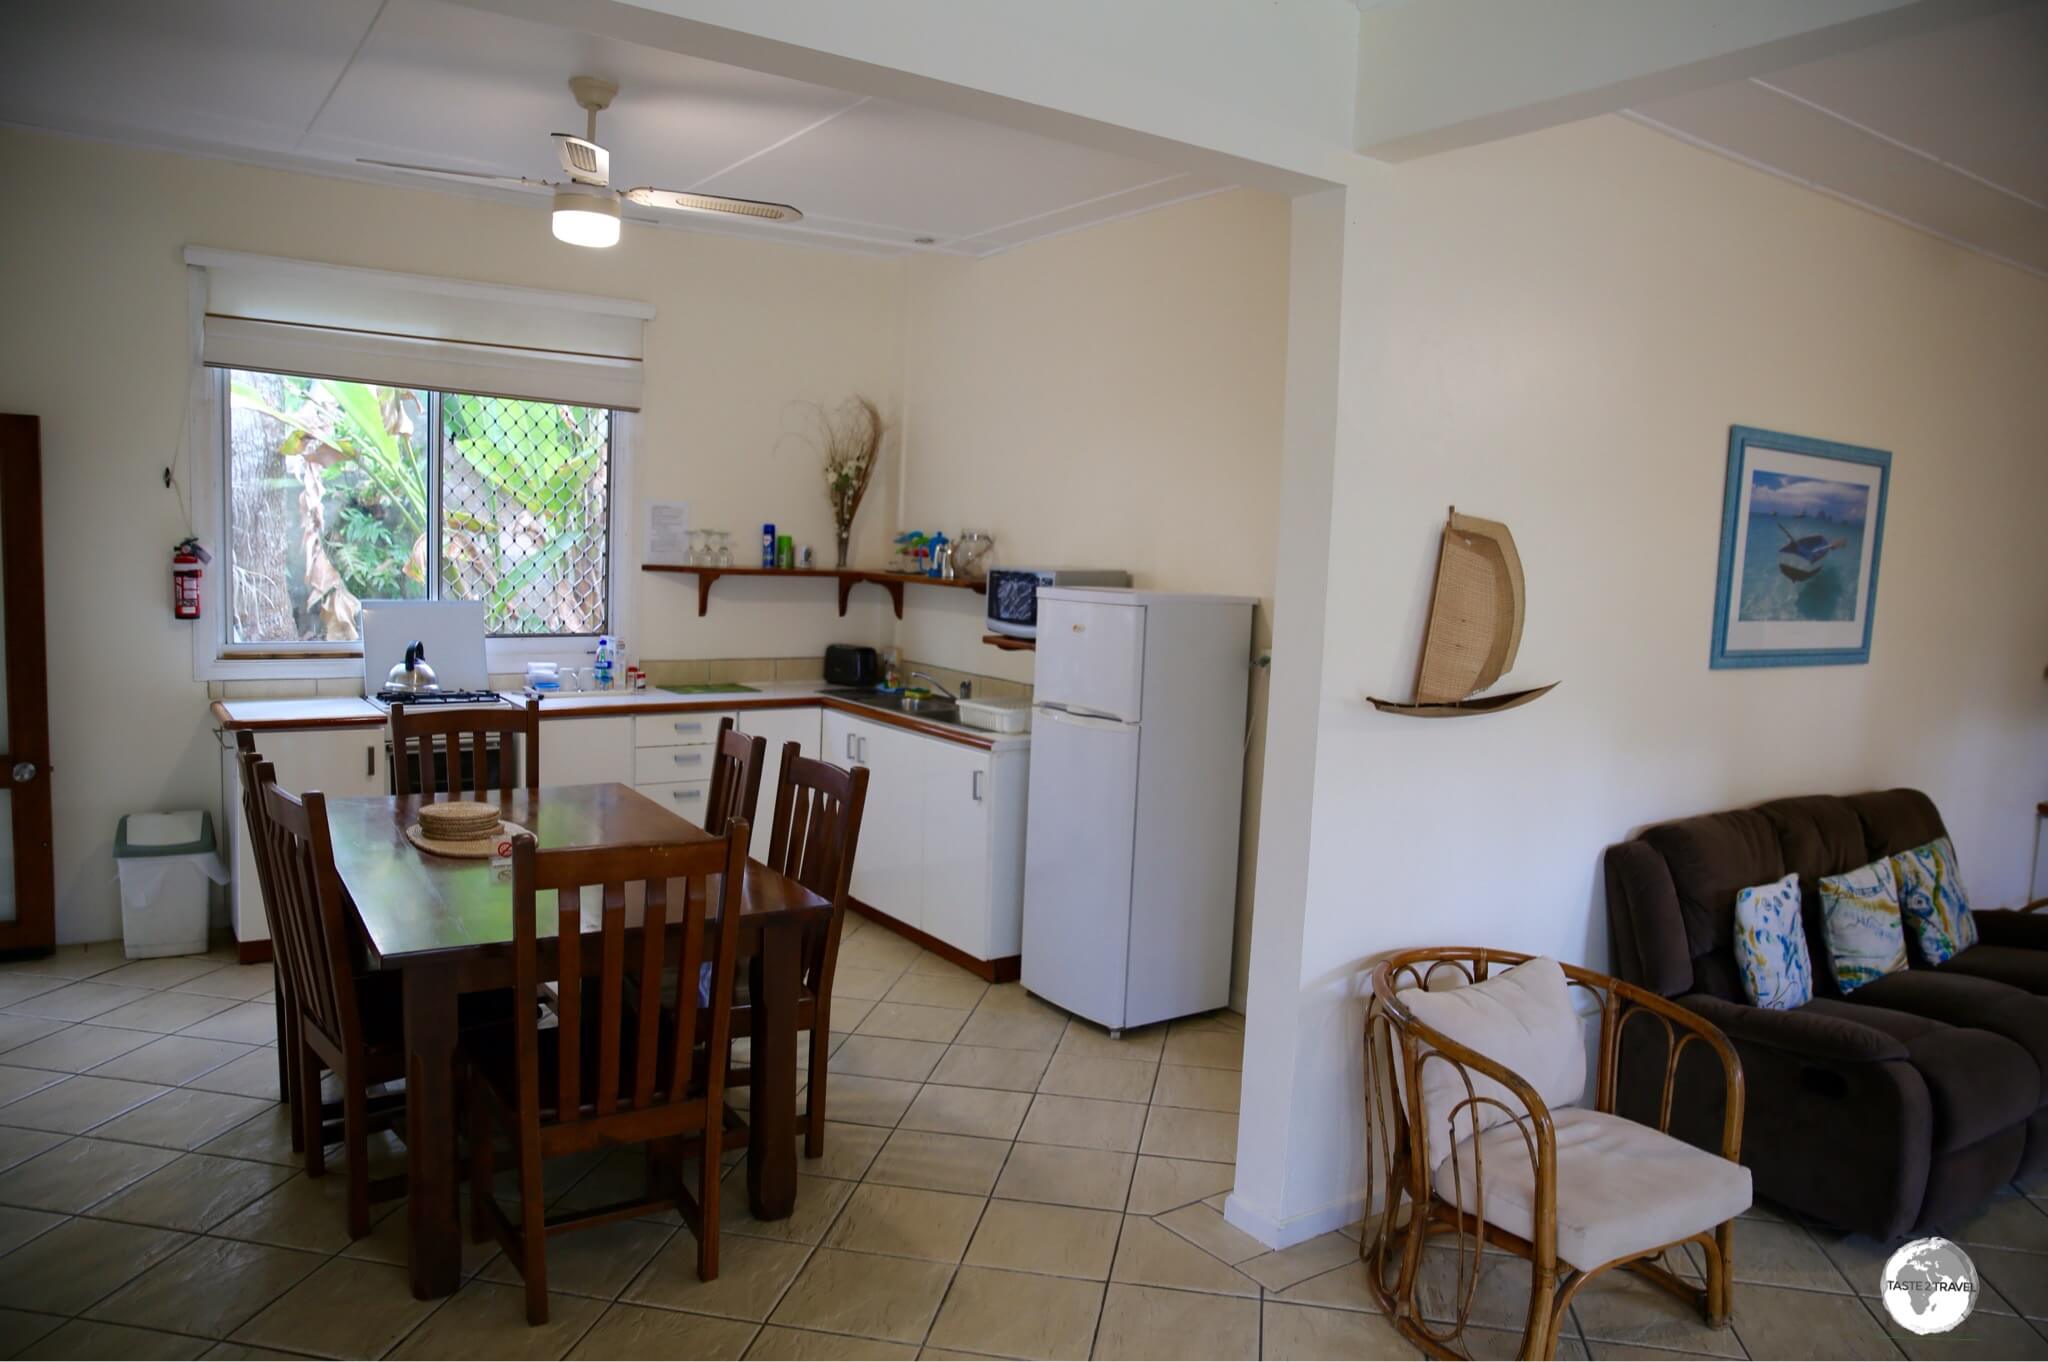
<box><xmin>822</xmin><ymin>688</ymin><xmax>959</xmax><ymax>722</ymax></box>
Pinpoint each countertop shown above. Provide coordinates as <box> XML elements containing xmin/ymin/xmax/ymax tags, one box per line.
<box><xmin>210</xmin><ymin>680</ymin><xmax>1028</xmax><ymax>751</ymax></box>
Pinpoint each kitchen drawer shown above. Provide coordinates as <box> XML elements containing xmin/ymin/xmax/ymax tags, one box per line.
<box><xmin>634</xmin><ymin>711</ymin><xmax>733</xmax><ymax>747</ymax></box>
<box><xmin>637</xmin><ymin>778</ymin><xmax>711</xmax><ymax>818</ymax></box>
<box><xmin>636</xmin><ymin>744</ymin><xmax>715</xmax><ymax>784</ymax></box>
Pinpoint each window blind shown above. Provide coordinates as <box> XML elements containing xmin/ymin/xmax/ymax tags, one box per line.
<box><xmin>184</xmin><ymin>247</ymin><xmax>655</xmax><ymax>411</ymax></box>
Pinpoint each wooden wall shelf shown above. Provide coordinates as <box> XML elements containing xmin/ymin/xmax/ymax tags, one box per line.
<box><xmin>642</xmin><ymin>564</ymin><xmax>984</xmax><ymax>618</ymax></box>
<box><xmin>981</xmin><ymin>634</ymin><xmax>1035</xmax><ymax>652</ymax></box>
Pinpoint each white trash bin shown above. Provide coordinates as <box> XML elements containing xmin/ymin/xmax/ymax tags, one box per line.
<box><xmin>115</xmin><ymin>811</ymin><xmax>230</xmax><ymax>959</ymax></box>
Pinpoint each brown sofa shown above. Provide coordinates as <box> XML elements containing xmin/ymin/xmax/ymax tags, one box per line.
<box><xmin>1604</xmin><ymin>788</ymin><xmax>2048</xmax><ymax>1239</ymax></box>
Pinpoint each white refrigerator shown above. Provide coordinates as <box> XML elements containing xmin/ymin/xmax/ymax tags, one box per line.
<box><xmin>1021</xmin><ymin>587</ymin><xmax>1256</xmax><ymax>1032</ymax></box>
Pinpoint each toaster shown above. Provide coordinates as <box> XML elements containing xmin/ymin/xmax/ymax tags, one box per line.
<box><xmin>824</xmin><ymin>644</ymin><xmax>881</xmax><ymax>688</ymax></box>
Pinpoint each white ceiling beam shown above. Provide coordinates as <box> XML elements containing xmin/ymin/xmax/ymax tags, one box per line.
<box><xmin>437</xmin><ymin>0</ymin><xmax>1366</xmax><ymax>192</ymax></box>
<box><xmin>1355</xmin><ymin>0</ymin><xmax>2031</xmax><ymax>161</ymax></box>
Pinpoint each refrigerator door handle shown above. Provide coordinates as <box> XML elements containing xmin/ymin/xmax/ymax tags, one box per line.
<box><xmin>1034</xmin><ymin>705</ymin><xmax>1135</xmax><ymax>732</ymax></box>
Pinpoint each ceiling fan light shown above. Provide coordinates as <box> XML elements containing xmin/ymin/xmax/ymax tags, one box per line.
<box><xmin>551</xmin><ymin>186</ymin><xmax>621</xmax><ymax>247</ymax></box>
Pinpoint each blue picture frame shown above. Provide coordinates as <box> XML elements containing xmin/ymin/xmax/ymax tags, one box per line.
<box><xmin>1710</xmin><ymin>425</ymin><xmax>1891</xmax><ymax>669</ymax></box>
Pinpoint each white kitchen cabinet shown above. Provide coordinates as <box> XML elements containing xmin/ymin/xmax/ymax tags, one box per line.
<box><xmin>823</xmin><ymin>712</ymin><xmax>926</xmax><ymax>928</ymax></box>
<box><xmin>221</xmin><ymin>726</ymin><xmax>386</xmax><ymax>945</ymax></box>
<box><xmin>539</xmin><ymin>716</ymin><xmax>632</xmax><ymax>787</ymax></box>
<box><xmin>733</xmin><ymin>707</ymin><xmax>822</xmax><ymax>862</ymax></box>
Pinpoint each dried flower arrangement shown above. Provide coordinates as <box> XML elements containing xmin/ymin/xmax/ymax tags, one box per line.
<box><xmin>800</xmin><ymin>395</ymin><xmax>883</xmax><ymax>569</ymax></box>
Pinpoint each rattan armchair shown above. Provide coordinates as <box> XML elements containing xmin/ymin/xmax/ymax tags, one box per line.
<box><xmin>1362</xmin><ymin>948</ymin><xmax>1748</xmax><ymax>1361</ymax></box>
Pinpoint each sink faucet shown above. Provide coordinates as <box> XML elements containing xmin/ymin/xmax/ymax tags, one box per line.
<box><xmin>908</xmin><ymin>671</ymin><xmax>957</xmax><ymax>702</ymax></box>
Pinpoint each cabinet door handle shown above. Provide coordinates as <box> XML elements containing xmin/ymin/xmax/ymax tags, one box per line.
<box><xmin>858</xmin><ymin>736</ymin><xmax>868</xmax><ymax>763</ymax></box>
<box><xmin>972</xmin><ymin>769</ymin><xmax>983</xmax><ymax>802</ymax></box>
<box><xmin>672</xmin><ymin>751</ymin><xmax>703</xmax><ymax>766</ymax></box>
<box><xmin>845</xmin><ymin>731</ymin><xmax>857</xmax><ymax>760</ymax></box>
<box><xmin>672</xmin><ymin>787</ymin><xmax>702</xmax><ymax>803</ymax></box>
<box><xmin>366</xmin><ymin>745</ymin><xmax>374</xmax><ymax>778</ymax></box>
<box><xmin>673</xmin><ymin>720</ymin><xmax>703</xmax><ymax>734</ymax></box>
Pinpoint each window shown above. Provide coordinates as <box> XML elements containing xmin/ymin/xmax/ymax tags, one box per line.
<box><xmin>222</xmin><ymin>368</ymin><xmax>612</xmax><ymax>649</ymax></box>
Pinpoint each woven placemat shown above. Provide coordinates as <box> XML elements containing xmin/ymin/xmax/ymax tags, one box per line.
<box><xmin>405</xmin><ymin>820</ymin><xmax>531</xmax><ymax>860</ymax></box>
<box><xmin>416</xmin><ymin>800</ymin><xmax>503</xmax><ymax>840</ymax></box>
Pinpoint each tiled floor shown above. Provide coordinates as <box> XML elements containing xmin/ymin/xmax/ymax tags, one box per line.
<box><xmin>0</xmin><ymin>921</ymin><xmax>2044</xmax><ymax>1359</ymax></box>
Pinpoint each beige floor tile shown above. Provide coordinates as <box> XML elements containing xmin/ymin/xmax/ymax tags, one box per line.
<box><xmin>87</xmin><ymin>991</ymin><xmax>237</xmax><ymax>1035</ymax></box>
<box><xmin>1159</xmin><ymin>1027</ymin><xmax>1243</xmax><ymax>1070</ymax></box>
<box><xmin>865</xmin><ymin>1129</ymin><xmax>1011</xmax><ymax>1196</ymax></box>
<box><xmin>1937</xmin><ymin>1190</ymin><xmax>2048</xmax><ymax>1253</ymax></box>
<box><xmin>85</xmin><ymin>1151</ymin><xmax>295</xmax><ymax>1231</ymax></box>
<box><xmin>93</xmin><ymin>957</ymin><xmax>226</xmax><ymax>991</ymax></box>
<box><xmin>993</xmin><ymin>1143</ymin><xmax>1136</xmax><ymax>1213</ymax></box>
<box><xmin>0</xmin><ymin>1310</ymin><xmax>64</xmax><ymax>1356</ymax></box>
<box><xmin>88</xmin><ymin>1235</ymin><xmax>324</xmax><ymax>1338</ymax></box>
<box><xmin>87</xmin><ymin>1086</ymin><xmax>272</xmax><ymax>1149</ymax></box>
<box><xmin>964</xmin><ymin>1199</ymin><xmax>1120</xmax><ymax>1279</ymax></box>
<box><xmin>831</xmin><ymin>1035</ymin><xmax>949</xmax><ymax>1083</ymax></box>
<box><xmin>568</xmin><ymin>1302</ymin><xmax>758</xmax><ymax>1359</ymax></box>
<box><xmin>0</xmin><ymin>1204</ymin><xmax>60</xmax><ymax>1257</ymax></box>
<box><xmin>16</xmin><ymin>1319</ymin><xmax>210</xmax><ymax>1359</ymax></box>
<box><xmin>785</xmin><ymin>1121</ymin><xmax>888</xmax><ymax>1183</ymax></box>
<box><xmin>905</xmin><ymin>951</ymin><xmax>982</xmax><ymax>982</ymax></box>
<box><xmin>1055</xmin><ymin>1023</ymin><xmax>1164</xmax><ymax>1064</ymax></box>
<box><xmin>1571</xmin><ymin>1262</ymin><xmax>1745</xmax><ymax>1357</ymax></box>
<box><xmin>623</xmin><ymin>1229</ymin><xmax>809</xmax><ymax>1320</ymax></box>
<box><xmin>929</xmin><ymin>1044</ymin><xmax>1050</xmax><ymax>1093</ymax></box>
<box><xmin>232</xmin><ymin>1257</ymin><xmax>440</xmax><ymax>1360</ymax></box>
<box><xmin>1728</xmin><ymin>1281</ymin><xmax>1897</xmax><ymax>1359</ymax></box>
<box><xmin>928</xmin><ymin>1265</ymin><xmax>1105</xmax><ymax>1359</ymax></box>
<box><xmin>0</xmin><ymin>1064</ymin><xmax>64</xmax><ymax>1106</ymax></box>
<box><xmin>954</xmin><ymin>1008</ymin><xmax>1067</xmax><ymax>1053</ymax></box>
<box><xmin>1711</xmin><ymin>1217</ymin><xmax>1855</xmax><ymax>1293</ymax></box>
<box><xmin>90</xmin><ymin>1034</ymin><xmax>253</xmax><ymax>1086</ymax></box>
<box><xmin>179</xmin><ymin>1002</ymin><xmax>279</xmax><ymax>1045</ymax></box>
<box><xmin>1016</xmin><ymin>1094</ymin><xmax>1147</xmax><ymax>1153</ymax></box>
<box><xmin>547</xmin><ymin>1147</ymin><xmax>682</xmax><ymax>1227</ymax></box>
<box><xmin>0</xmin><ymin>1136</ymin><xmax>179</xmax><ymax>1212</ymax></box>
<box><xmin>1036</xmin><ymin>1053</ymin><xmax>1158</xmax><ymax>1105</ymax></box>
<box><xmin>1872</xmin><ymin>1302</ymin><xmax>2048</xmax><ymax>1361</ymax></box>
<box><xmin>745</xmin><ymin>1324</ymin><xmax>917</xmax><ymax>1359</ymax></box>
<box><xmin>0</xmin><ymin>1074</ymin><xmax>168</xmax><ymax>1133</ymax></box>
<box><xmin>1269</xmin><ymin>1258</ymin><xmax>1382</xmax><ymax>1312</ymax></box>
<box><xmin>1262</xmin><ymin>1300</ymin><xmax>1418</xmax><ymax>1359</ymax></box>
<box><xmin>1109</xmin><ymin>1215</ymin><xmax>1259</xmax><ymax>1297</ymax></box>
<box><xmin>0</xmin><ymin>946</ymin><xmax>125</xmax><ymax>982</ymax></box>
<box><xmin>838</xmin><ymin>930</ymin><xmax>923</xmax><ymax>974</ymax></box>
<box><xmin>825</xmin><ymin>1182</ymin><xmax>985</xmax><ymax>1261</ymax></box>
<box><xmin>474</xmin><ymin>1216</ymin><xmax>673</xmax><ymax>1299</ymax></box>
<box><xmin>899</xmin><ymin>1084</ymin><xmax>1031</xmax><ymax>1140</ymax></box>
<box><xmin>174</xmin><ymin>964</ymin><xmax>279</xmax><ymax>1001</ymax></box>
<box><xmin>182</xmin><ymin>1050</ymin><xmax>285</xmax><ymax>1102</ymax></box>
<box><xmin>883</xmin><ymin>973</ymin><xmax>989</xmax><ymax>1012</ymax></box>
<box><xmin>213</xmin><ymin>1171</ymin><xmax>383</xmax><ymax>1255</ymax></box>
<box><xmin>830</xmin><ymin>967</ymin><xmax>902</xmax><ymax>1002</ymax></box>
<box><xmin>1156</xmin><ymin>1202</ymin><xmax>1266</xmax><ymax>1266</ymax></box>
<box><xmin>1125</xmin><ymin>1155</ymin><xmax>1235</xmax><ymax>1216</ymax></box>
<box><xmin>719</xmin><ymin>1169</ymin><xmax>855</xmax><ymax>1245</ymax></box>
<box><xmin>197</xmin><ymin>1107</ymin><xmax>302</xmax><ymax>1166</ymax></box>
<box><xmin>0</xmin><ymin>1125</ymin><xmax>65</xmax><ymax>1176</ymax></box>
<box><xmin>0</xmin><ymin>976</ymin><xmax>65</xmax><ymax>1010</ymax></box>
<box><xmin>2</xmin><ymin>981</ymin><xmax>151</xmax><ymax>1022</ymax></box>
<box><xmin>1138</xmin><ymin>1105</ymin><xmax>1237</xmax><ymax>1163</ymax></box>
<box><xmin>768</xmin><ymin>1246</ymin><xmax>954</xmax><ymax>1344</ymax></box>
<box><xmin>337</xmin><ymin>1195</ymin><xmax>500</xmax><ymax>1278</ymax></box>
<box><xmin>1150</xmin><ymin>1064</ymin><xmax>1241</xmax><ymax>1113</ymax></box>
<box><xmin>1469</xmin><ymin>1325</ymin><xmax>1589</xmax><ymax>1360</ymax></box>
<box><xmin>825</xmin><ymin>998</ymin><xmax>877</xmax><ymax>1033</ymax></box>
<box><xmin>2</xmin><ymin>1024</ymin><xmax>157</xmax><ymax>1073</ymax></box>
<box><xmin>1238</xmin><ymin>1231</ymin><xmax>1361</xmax><ymax>1292</ymax></box>
<box><xmin>856</xmin><ymin>1004</ymin><xmax>967</xmax><ymax>1045</ymax></box>
<box><xmin>1976</xmin><ymin>1244</ymin><xmax>2048</xmax><ymax>1317</ymax></box>
<box><xmin>1094</xmin><ymin>1282</ymin><xmax>1259</xmax><ymax>1360</ymax></box>
<box><xmin>818</xmin><ymin>1074</ymin><xmax>922</xmax><ymax>1128</ymax></box>
<box><xmin>1410</xmin><ymin>1246</ymin><xmax>1577</xmax><ymax>1336</ymax></box>
<box><xmin>387</xmin><ymin>1278</ymin><xmax>607</xmax><ymax>1358</ymax></box>
<box><xmin>0</xmin><ymin>1215</ymin><xmax>190</xmax><ymax>1315</ymax></box>
<box><xmin>0</xmin><ymin>1015</ymin><xmax>69</xmax><ymax>1057</ymax></box>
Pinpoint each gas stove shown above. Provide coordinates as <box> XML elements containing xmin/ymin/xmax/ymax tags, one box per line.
<box><xmin>369</xmin><ymin>688</ymin><xmax>509</xmax><ymax>711</ymax></box>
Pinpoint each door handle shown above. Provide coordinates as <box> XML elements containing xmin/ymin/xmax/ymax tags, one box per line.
<box><xmin>972</xmin><ymin>769</ymin><xmax>983</xmax><ymax>802</ymax></box>
<box><xmin>673</xmin><ymin>720</ymin><xmax>703</xmax><ymax>734</ymax></box>
<box><xmin>672</xmin><ymin>787</ymin><xmax>702</xmax><ymax>802</ymax></box>
<box><xmin>10</xmin><ymin>761</ymin><xmax>35</xmax><ymax>783</ymax></box>
<box><xmin>845</xmin><ymin>731</ymin><xmax>856</xmax><ymax>760</ymax></box>
<box><xmin>366</xmin><ymin>745</ymin><xmax>374</xmax><ymax>778</ymax></box>
<box><xmin>672</xmin><ymin>751</ymin><xmax>702</xmax><ymax>765</ymax></box>
<box><xmin>858</xmin><ymin>736</ymin><xmax>869</xmax><ymax>763</ymax></box>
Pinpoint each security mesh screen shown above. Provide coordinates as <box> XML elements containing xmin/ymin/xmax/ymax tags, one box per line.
<box><xmin>439</xmin><ymin>394</ymin><xmax>610</xmax><ymax>636</ymax></box>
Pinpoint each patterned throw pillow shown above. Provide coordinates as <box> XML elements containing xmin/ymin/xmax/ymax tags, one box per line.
<box><xmin>1819</xmin><ymin>858</ymin><xmax>1907</xmax><ymax>994</ymax></box>
<box><xmin>1734</xmin><ymin>872</ymin><xmax>1813</xmax><ymax>1009</ymax></box>
<box><xmin>1893</xmin><ymin>836</ymin><xmax>1978</xmax><ymax>965</ymax></box>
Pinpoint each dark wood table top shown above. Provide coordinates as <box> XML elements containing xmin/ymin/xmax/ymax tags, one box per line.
<box><xmin>325</xmin><ymin>783</ymin><xmax>829</xmax><ymax>965</ymax></box>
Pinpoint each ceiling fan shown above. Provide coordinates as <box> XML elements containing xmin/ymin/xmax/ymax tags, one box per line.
<box><xmin>358</xmin><ymin>76</ymin><xmax>803</xmax><ymax>248</ymax></box>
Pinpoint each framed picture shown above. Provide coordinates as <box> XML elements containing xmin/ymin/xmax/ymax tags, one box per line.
<box><xmin>1710</xmin><ymin>425</ymin><xmax>1891</xmax><ymax>669</ymax></box>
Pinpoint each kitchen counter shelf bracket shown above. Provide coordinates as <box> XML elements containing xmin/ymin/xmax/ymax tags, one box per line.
<box><xmin>642</xmin><ymin>564</ymin><xmax>985</xmax><ymax>619</ymax></box>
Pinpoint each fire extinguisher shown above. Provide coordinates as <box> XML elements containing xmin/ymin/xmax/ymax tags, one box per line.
<box><xmin>172</xmin><ymin>536</ymin><xmax>210</xmax><ymax>621</ymax></box>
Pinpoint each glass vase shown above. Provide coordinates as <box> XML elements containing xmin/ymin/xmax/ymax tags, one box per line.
<box><xmin>834</xmin><ymin>524</ymin><xmax>851</xmax><ymax>570</ymax></box>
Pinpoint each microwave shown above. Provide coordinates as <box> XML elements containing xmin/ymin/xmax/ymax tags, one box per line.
<box><xmin>984</xmin><ymin>568</ymin><xmax>1133</xmax><ymax>638</ymax></box>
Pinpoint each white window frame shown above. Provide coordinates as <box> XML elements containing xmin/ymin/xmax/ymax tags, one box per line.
<box><xmin>188</xmin><ymin>364</ymin><xmax>637</xmax><ymax>683</ymax></box>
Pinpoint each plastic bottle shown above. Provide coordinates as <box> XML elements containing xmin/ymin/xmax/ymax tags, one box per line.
<box><xmin>593</xmin><ymin>635</ymin><xmax>615</xmax><ymax>691</ymax></box>
<box><xmin>761</xmin><ymin>523</ymin><xmax>776</xmax><ymax>568</ymax></box>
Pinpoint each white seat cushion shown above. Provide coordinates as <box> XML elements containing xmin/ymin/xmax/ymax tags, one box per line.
<box><xmin>1432</xmin><ymin>1107</ymin><xmax>1752</xmax><ymax>1270</ymax></box>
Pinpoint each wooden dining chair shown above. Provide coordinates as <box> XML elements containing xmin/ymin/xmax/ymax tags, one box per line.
<box><xmin>462</xmin><ymin>827</ymin><xmax>750</xmax><ymax>1324</ymax></box>
<box><xmin>727</xmin><ymin>745</ymin><xmax>868</xmax><ymax>1157</ymax></box>
<box><xmin>704</xmin><ymin>717</ymin><xmax>767</xmax><ymax>839</ymax></box>
<box><xmin>255</xmin><ymin>770</ymin><xmax>408</xmax><ymax>1237</ymax></box>
<box><xmin>234</xmin><ymin>733</ymin><xmax>301</xmax><ymax>1139</ymax></box>
<box><xmin>389</xmin><ymin>697</ymin><xmax>541</xmax><ymax>802</ymax></box>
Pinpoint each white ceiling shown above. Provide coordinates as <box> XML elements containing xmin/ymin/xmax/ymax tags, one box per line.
<box><xmin>0</xmin><ymin>0</ymin><xmax>1226</xmax><ymax>258</ymax></box>
<box><xmin>1627</xmin><ymin>2</ymin><xmax>2048</xmax><ymax>279</ymax></box>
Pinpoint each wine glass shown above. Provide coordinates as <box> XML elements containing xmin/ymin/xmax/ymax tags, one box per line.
<box><xmin>714</xmin><ymin>531</ymin><xmax>733</xmax><ymax>568</ymax></box>
<box><xmin>687</xmin><ymin>529</ymin><xmax>708</xmax><ymax>565</ymax></box>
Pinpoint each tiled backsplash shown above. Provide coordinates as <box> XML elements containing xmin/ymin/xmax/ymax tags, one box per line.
<box><xmin>208</xmin><ymin>656</ymin><xmax>1032</xmax><ymax>702</ymax></box>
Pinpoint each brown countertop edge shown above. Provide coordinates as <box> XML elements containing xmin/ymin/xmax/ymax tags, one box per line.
<box><xmin>210</xmin><ymin>692</ymin><xmax>1006</xmax><ymax>751</ymax></box>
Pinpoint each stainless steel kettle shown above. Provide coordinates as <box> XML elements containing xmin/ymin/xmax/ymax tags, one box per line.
<box><xmin>386</xmin><ymin>640</ymin><xmax>440</xmax><ymax>694</ymax></box>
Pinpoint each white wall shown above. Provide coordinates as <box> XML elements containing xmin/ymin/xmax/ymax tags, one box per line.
<box><xmin>892</xmin><ymin>189</ymin><xmax>1292</xmax><ymax>1004</ymax></box>
<box><xmin>1230</xmin><ymin>113</ymin><xmax>2048</xmax><ymax>1246</ymax></box>
<box><xmin>0</xmin><ymin>128</ymin><xmax>906</xmax><ymax>943</ymax></box>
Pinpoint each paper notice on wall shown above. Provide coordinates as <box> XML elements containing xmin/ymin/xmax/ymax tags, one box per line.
<box><xmin>644</xmin><ymin>502</ymin><xmax>690</xmax><ymax>564</ymax></box>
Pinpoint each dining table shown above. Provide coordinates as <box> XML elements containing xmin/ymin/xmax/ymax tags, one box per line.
<box><xmin>323</xmin><ymin>781</ymin><xmax>831</xmax><ymax>1301</ymax></box>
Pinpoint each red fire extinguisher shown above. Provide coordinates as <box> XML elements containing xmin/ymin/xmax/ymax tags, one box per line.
<box><xmin>173</xmin><ymin>536</ymin><xmax>209</xmax><ymax>621</ymax></box>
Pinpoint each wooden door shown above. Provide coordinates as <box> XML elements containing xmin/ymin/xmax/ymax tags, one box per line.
<box><xmin>0</xmin><ymin>415</ymin><xmax>53</xmax><ymax>955</ymax></box>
